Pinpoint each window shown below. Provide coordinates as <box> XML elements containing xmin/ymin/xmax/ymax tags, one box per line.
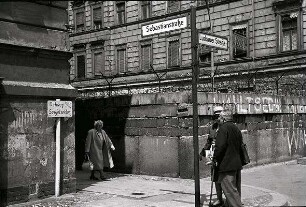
<box><xmin>141</xmin><ymin>1</ymin><xmax>151</xmax><ymax>19</ymax></box>
<box><xmin>168</xmin><ymin>1</ymin><xmax>180</xmax><ymax>13</ymax></box>
<box><xmin>199</xmin><ymin>29</ymin><xmax>211</xmax><ymax>63</ymax></box>
<box><xmin>76</xmin><ymin>54</ymin><xmax>86</xmax><ymax>79</ymax></box>
<box><xmin>91</xmin><ymin>41</ymin><xmax>105</xmax><ymax>76</ymax></box>
<box><xmin>75</xmin><ymin>10</ymin><xmax>85</xmax><ymax>32</ymax></box>
<box><xmin>168</xmin><ymin>38</ymin><xmax>180</xmax><ymax>67</ymax></box>
<box><xmin>231</xmin><ymin>25</ymin><xmax>248</xmax><ymax>59</ymax></box>
<box><xmin>140</xmin><ymin>42</ymin><xmax>152</xmax><ymax>71</ymax></box>
<box><xmin>273</xmin><ymin>0</ymin><xmax>301</xmax><ymax>52</ymax></box>
<box><xmin>74</xmin><ymin>44</ymin><xmax>86</xmax><ymax>80</ymax></box>
<box><xmin>116</xmin><ymin>1</ymin><xmax>126</xmax><ymax>25</ymax></box>
<box><xmin>92</xmin><ymin>4</ymin><xmax>103</xmax><ymax>29</ymax></box>
<box><xmin>116</xmin><ymin>46</ymin><xmax>127</xmax><ymax>74</ymax></box>
<box><xmin>280</xmin><ymin>13</ymin><xmax>298</xmax><ymax>52</ymax></box>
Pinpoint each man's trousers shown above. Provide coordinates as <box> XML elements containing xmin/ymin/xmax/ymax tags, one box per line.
<box><xmin>218</xmin><ymin>170</ymin><xmax>242</xmax><ymax>207</ymax></box>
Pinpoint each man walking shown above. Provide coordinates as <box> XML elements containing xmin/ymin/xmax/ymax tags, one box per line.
<box><xmin>200</xmin><ymin>106</ymin><xmax>224</xmax><ymax>206</ymax></box>
<box><xmin>213</xmin><ymin>109</ymin><xmax>243</xmax><ymax>207</ymax></box>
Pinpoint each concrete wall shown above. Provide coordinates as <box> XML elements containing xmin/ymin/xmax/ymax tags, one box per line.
<box><xmin>0</xmin><ymin>97</ymin><xmax>75</xmax><ymax>206</ymax></box>
<box><xmin>76</xmin><ymin>92</ymin><xmax>306</xmax><ymax>179</ymax></box>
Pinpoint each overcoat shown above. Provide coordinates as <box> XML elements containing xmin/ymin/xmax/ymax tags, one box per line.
<box><xmin>85</xmin><ymin>129</ymin><xmax>114</xmax><ymax>170</ymax></box>
<box><xmin>213</xmin><ymin>121</ymin><xmax>243</xmax><ymax>172</ymax></box>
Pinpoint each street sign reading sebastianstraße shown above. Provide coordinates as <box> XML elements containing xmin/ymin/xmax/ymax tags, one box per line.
<box><xmin>198</xmin><ymin>33</ymin><xmax>228</xmax><ymax>50</ymax></box>
<box><xmin>142</xmin><ymin>16</ymin><xmax>187</xmax><ymax>36</ymax></box>
<box><xmin>47</xmin><ymin>100</ymin><xmax>72</xmax><ymax>117</ymax></box>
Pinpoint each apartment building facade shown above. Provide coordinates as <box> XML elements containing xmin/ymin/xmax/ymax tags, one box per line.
<box><xmin>68</xmin><ymin>0</ymin><xmax>306</xmax><ymax>98</ymax></box>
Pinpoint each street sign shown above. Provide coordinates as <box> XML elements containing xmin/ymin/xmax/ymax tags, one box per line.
<box><xmin>198</xmin><ymin>33</ymin><xmax>228</xmax><ymax>50</ymax></box>
<box><xmin>142</xmin><ymin>16</ymin><xmax>187</xmax><ymax>36</ymax></box>
<box><xmin>47</xmin><ymin>100</ymin><xmax>72</xmax><ymax>117</ymax></box>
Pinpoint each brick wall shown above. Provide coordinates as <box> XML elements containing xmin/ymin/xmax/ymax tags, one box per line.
<box><xmin>75</xmin><ymin>92</ymin><xmax>306</xmax><ymax>179</ymax></box>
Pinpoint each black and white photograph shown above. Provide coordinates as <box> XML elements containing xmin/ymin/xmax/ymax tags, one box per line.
<box><xmin>0</xmin><ymin>0</ymin><xmax>306</xmax><ymax>206</ymax></box>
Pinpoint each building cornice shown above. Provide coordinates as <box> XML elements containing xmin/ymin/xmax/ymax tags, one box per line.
<box><xmin>0</xmin><ymin>43</ymin><xmax>72</xmax><ymax>59</ymax></box>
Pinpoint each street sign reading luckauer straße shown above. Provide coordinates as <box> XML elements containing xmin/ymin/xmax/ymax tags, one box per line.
<box><xmin>142</xmin><ymin>16</ymin><xmax>187</xmax><ymax>36</ymax></box>
<box><xmin>48</xmin><ymin>100</ymin><xmax>72</xmax><ymax>117</ymax></box>
<box><xmin>198</xmin><ymin>32</ymin><xmax>228</xmax><ymax>50</ymax></box>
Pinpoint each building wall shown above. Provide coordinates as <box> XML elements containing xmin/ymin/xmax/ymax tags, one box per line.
<box><xmin>68</xmin><ymin>0</ymin><xmax>306</xmax><ymax>97</ymax></box>
<box><xmin>0</xmin><ymin>96</ymin><xmax>75</xmax><ymax>205</ymax></box>
<box><xmin>76</xmin><ymin>92</ymin><xmax>306</xmax><ymax>178</ymax></box>
<box><xmin>0</xmin><ymin>1</ymin><xmax>76</xmax><ymax>206</ymax></box>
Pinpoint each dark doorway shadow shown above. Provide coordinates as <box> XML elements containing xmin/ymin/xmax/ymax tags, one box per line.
<box><xmin>75</xmin><ymin>95</ymin><xmax>133</xmax><ymax>191</ymax></box>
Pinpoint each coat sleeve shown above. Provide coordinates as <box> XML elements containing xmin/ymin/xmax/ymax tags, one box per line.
<box><xmin>102</xmin><ymin>130</ymin><xmax>114</xmax><ymax>149</ymax></box>
<box><xmin>85</xmin><ymin>130</ymin><xmax>92</xmax><ymax>153</ymax></box>
<box><xmin>213</xmin><ymin>126</ymin><xmax>227</xmax><ymax>164</ymax></box>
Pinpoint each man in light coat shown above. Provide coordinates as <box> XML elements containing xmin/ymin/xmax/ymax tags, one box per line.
<box><xmin>85</xmin><ymin>120</ymin><xmax>115</xmax><ymax>180</ymax></box>
<box><xmin>213</xmin><ymin>109</ymin><xmax>243</xmax><ymax>207</ymax></box>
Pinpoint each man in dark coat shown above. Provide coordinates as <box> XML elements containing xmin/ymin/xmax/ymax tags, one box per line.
<box><xmin>213</xmin><ymin>109</ymin><xmax>243</xmax><ymax>207</ymax></box>
<box><xmin>200</xmin><ymin>106</ymin><xmax>224</xmax><ymax>206</ymax></box>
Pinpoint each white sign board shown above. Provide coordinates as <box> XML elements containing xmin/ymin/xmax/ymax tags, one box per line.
<box><xmin>142</xmin><ymin>16</ymin><xmax>187</xmax><ymax>36</ymax></box>
<box><xmin>198</xmin><ymin>33</ymin><xmax>228</xmax><ymax>50</ymax></box>
<box><xmin>48</xmin><ymin>100</ymin><xmax>72</xmax><ymax>117</ymax></box>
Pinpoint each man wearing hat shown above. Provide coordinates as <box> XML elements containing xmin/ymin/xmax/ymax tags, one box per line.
<box><xmin>200</xmin><ymin>106</ymin><xmax>224</xmax><ymax>206</ymax></box>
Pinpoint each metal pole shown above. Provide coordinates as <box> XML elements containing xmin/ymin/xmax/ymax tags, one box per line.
<box><xmin>55</xmin><ymin>99</ymin><xmax>61</xmax><ymax>197</ymax></box>
<box><xmin>191</xmin><ymin>6</ymin><xmax>200</xmax><ymax>207</ymax></box>
<box><xmin>205</xmin><ymin>0</ymin><xmax>215</xmax><ymax>92</ymax></box>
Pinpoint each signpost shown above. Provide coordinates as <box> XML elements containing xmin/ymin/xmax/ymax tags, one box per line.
<box><xmin>47</xmin><ymin>99</ymin><xmax>72</xmax><ymax>197</ymax></box>
<box><xmin>142</xmin><ymin>16</ymin><xmax>187</xmax><ymax>36</ymax></box>
<box><xmin>140</xmin><ymin>8</ymin><xmax>228</xmax><ymax>206</ymax></box>
<box><xmin>198</xmin><ymin>33</ymin><xmax>228</xmax><ymax>50</ymax></box>
<box><xmin>190</xmin><ymin>6</ymin><xmax>200</xmax><ymax>207</ymax></box>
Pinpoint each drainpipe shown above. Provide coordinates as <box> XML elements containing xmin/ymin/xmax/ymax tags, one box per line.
<box><xmin>252</xmin><ymin>0</ymin><xmax>255</xmax><ymax>60</ymax></box>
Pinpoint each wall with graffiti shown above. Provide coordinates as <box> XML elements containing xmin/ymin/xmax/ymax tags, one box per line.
<box><xmin>75</xmin><ymin>92</ymin><xmax>306</xmax><ymax>179</ymax></box>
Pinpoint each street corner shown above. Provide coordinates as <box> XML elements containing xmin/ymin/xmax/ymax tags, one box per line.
<box><xmin>241</xmin><ymin>184</ymin><xmax>290</xmax><ymax>207</ymax></box>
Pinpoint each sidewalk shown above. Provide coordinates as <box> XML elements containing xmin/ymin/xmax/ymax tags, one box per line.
<box><xmin>8</xmin><ymin>165</ymin><xmax>291</xmax><ymax>207</ymax></box>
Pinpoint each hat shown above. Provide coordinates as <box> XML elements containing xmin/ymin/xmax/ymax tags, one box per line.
<box><xmin>213</xmin><ymin>106</ymin><xmax>224</xmax><ymax>114</ymax></box>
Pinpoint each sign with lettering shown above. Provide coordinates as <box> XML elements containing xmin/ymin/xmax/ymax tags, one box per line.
<box><xmin>47</xmin><ymin>100</ymin><xmax>72</xmax><ymax>117</ymax></box>
<box><xmin>142</xmin><ymin>16</ymin><xmax>187</xmax><ymax>36</ymax></box>
<box><xmin>198</xmin><ymin>33</ymin><xmax>228</xmax><ymax>50</ymax></box>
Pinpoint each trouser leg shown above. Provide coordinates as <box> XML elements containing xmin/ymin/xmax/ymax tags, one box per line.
<box><xmin>219</xmin><ymin>171</ymin><xmax>242</xmax><ymax>207</ymax></box>
<box><xmin>236</xmin><ymin>170</ymin><xmax>241</xmax><ymax>197</ymax></box>
<box><xmin>215</xmin><ymin>182</ymin><xmax>223</xmax><ymax>203</ymax></box>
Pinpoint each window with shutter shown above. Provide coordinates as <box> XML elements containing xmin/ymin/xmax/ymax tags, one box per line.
<box><xmin>141</xmin><ymin>44</ymin><xmax>151</xmax><ymax>71</ymax></box>
<box><xmin>92</xmin><ymin>6</ymin><xmax>103</xmax><ymax>29</ymax></box>
<box><xmin>75</xmin><ymin>11</ymin><xmax>85</xmax><ymax>32</ymax></box>
<box><xmin>116</xmin><ymin>2</ymin><xmax>125</xmax><ymax>24</ymax></box>
<box><xmin>168</xmin><ymin>40</ymin><xmax>180</xmax><ymax>67</ymax></box>
<box><xmin>77</xmin><ymin>55</ymin><xmax>85</xmax><ymax>78</ymax></box>
<box><xmin>141</xmin><ymin>1</ymin><xmax>151</xmax><ymax>19</ymax></box>
<box><xmin>231</xmin><ymin>24</ymin><xmax>248</xmax><ymax>59</ymax></box>
<box><xmin>117</xmin><ymin>48</ymin><xmax>126</xmax><ymax>74</ymax></box>
<box><xmin>168</xmin><ymin>1</ymin><xmax>180</xmax><ymax>13</ymax></box>
<box><xmin>94</xmin><ymin>51</ymin><xmax>105</xmax><ymax>76</ymax></box>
